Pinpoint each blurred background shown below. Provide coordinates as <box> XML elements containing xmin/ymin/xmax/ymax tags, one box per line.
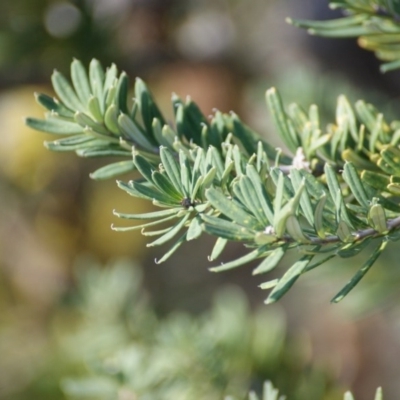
<box><xmin>1</xmin><ymin>0</ymin><xmax>400</xmax><ymax>399</ymax></box>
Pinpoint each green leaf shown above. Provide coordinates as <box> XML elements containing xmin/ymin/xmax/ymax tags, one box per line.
<box><xmin>151</xmin><ymin>171</ymin><xmax>183</xmax><ymax>200</ymax></box>
<box><xmin>104</xmin><ymin>104</ymin><xmax>120</xmax><ymax>135</ymax></box>
<box><xmin>123</xmin><ymin>181</ymin><xmax>177</xmax><ymax>204</ymax></box>
<box><xmin>246</xmin><ymin>165</ymin><xmax>274</xmax><ymax>225</ymax></box>
<box><xmin>239</xmin><ymin>176</ymin><xmax>269</xmax><ymax>225</ymax></box>
<box><xmin>77</xmin><ymin>148</ymin><xmax>131</xmax><ymax>158</ymax></box>
<box><xmin>135</xmin><ymin>78</ymin><xmax>165</xmax><ymax>134</ymax></box>
<box><xmin>381</xmin><ymin>58</ymin><xmax>400</xmax><ymax>73</ymax></box>
<box><xmin>208</xmin><ymin>237</ymin><xmax>228</xmax><ymax>261</ymax></box>
<box><xmin>266</xmin><ymin>254</ymin><xmax>314</xmax><ymax>304</ymax></box>
<box><xmin>47</xmin><ymin>134</ymin><xmax>92</xmax><ymax>146</ymax></box>
<box><xmin>71</xmin><ymin>59</ymin><xmax>92</xmax><ymax>106</ymax></box>
<box><xmin>116</xmin><ymin>72</ymin><xmax>129</xmax><ymax>114</ymax></box>
<box><xmin>337</xmin><ymin>237</ymin><xmax>372</xmax><ymax>258</ymax></box>
<box><xmin>266</xmin><ymin>87</ymin><xmax>299</xmax><ymax>153</ymax></box>
<box><xmin>103</xmin><ymin>64</ymin><xmax>118</xmax><ymax>97</ymax></box>
<box><xmin>273</xmin><ymin>182</ymin><xmax>305</xmax><ymax>238</ymax></box>
<box><xmin>326</xmin><ymin>164</ymin><xmax>354</xmax><ymax>229</ymax></box>
<box><xmin>210</xmin><ymin>245</ymin><xmax>269</xmax><ymax>272</ymax></box>
<box><xmin>26</xmin><ymin>117</ymin><xmax>83</xmax><ymax>135</ymax></box>
<box><xmin>155</xmin><ymin>232</ymin><xmax>187</xmax><ymax>264</ymax></box>
<box><xmin>254</xmin><ymin>232</ymin><xmax>276</xmax><ymax>245</ymax></box>
<box><xmin>287</xmin><ymin>14</ymin><xmax>368</xmax><ymax>30</ymax></box>
<box><xmin>381</xmin><ymin>146</ymin><xmax>400</xmax><ymax>175</ymax></box>
<box><xmin>304</xmin><ymin>254</ymin><xmax>336</xmax><ymax>273</ymax></box>
<box><xmin>88</xmin><ymin>96</ymin><xmax>104</xmax><ymax>123</ymax></box>
<box><xmin>105</xmin><ymin>85</ymin><xmax>117</xmax><ymax>109</ymax></box>
<box><xmin>370</xmin><ymin>114</ymin><xmax>384</xmax><ymax>153</ymax></box>
<box><xmin>252</xmin><ymin>246</ymin><xmax>287</xmax><ymax>275</ymax></box>
<box><xmin>290</xmin><ymin>169</ymin><xmax>314</xmax><ymax>226</ymax></box>
<box><xmin>286</xmin><ymin>215</ymin><xmax>310</xmax><ymax>243</ymax></box>
<box><xmin>206</xmin><ymin>188</ymin><xmax>261</xmax><ymax>230</ymax></box>
<box><xmin>201</xmin><ymin>214</ymin><xmax>256</xmax><ymax>242</ymax></box>
<box><xmin>34</xmin><ymin>92</ymin><xmax>75</xmax><ymax>118</ymax></box>
<box><xmin>133</xmin><ymin>154</ymin><xmax>157</xmax><ymax>184</ymax></box>
<box><xmin>74</xmin><ymin>111</ymin><xmax>110</xmax><ymax>136</ymax></box>
<box><xmin>361</xmin><ymin>170</ymin><xmax>390</xmax><ymax>192</ymax></box>
<box><xmin>175</xmin><ymin>99</ymin><xmax>207</xmax><ymax>145</ymax></box>
<box><xmin>336</xmin><ymin>220</ymin><xmax>354</xmax><ymax>243</ymax></box>
<box><xmin>160</xmin><ymin>147</ymin><xmax>184</xmax><ymax>194</ymax></box>
<box><xmin>187</xmin><ymin>216</ymin><xmax>203</xmax><ymax>241</ymax></box>
<box><xmin>324</xmin><ymin>163</ymin><xmax>341</xmax><ymax>203</ymax></box>
<box><xmin>118</xmin><ymin>113</ymin><xmax>154</xmax><ymax>151</ymax></box>
<box><xmin>179</xmin><ymin>151</ymin><xmax>191</xmax><ymax>197</ymax></box>
<box><xmin>368</xmin><ymin>204</ymin><xmax>388</xmax><ymax>234</ymax></box>
<box><xmin>45</xmin><ymin>137</ymin><xmax>103</xmax><ymax>151</ymax></box>
<box><xmin>355</xmin><ymin>100</ymin><xmax>380</xmax><ymax>134</ymax></box>
<box><xmin>111</xmin><ymin>214</ymin><xmax>178</xmax><ymax>232</ymax></box>
<box><xmin>332</xmin><ymin>240</ymin><xmax>388</xmax><ymax>303</ymax></box>
<box><xmin>259</xmin><ymin>279</ymin><xmax>279</xmax><ymax>290</ymax></box>
<box><xmin>147</xmin><ymin>213</ymin><xmax>190</xmax><ymax>247</ymax></box>
<box><xmin>152</xmin><ymin>118</ymin><xmax>171</xmax><ymax>147</ymax></box>
<box><xmin>314</xmin><ymin>194</ymin><xmax>328</xmax><ymax>238</ymax></box>
<box><xmin>342</xmin><ymin>162</ymin><xmax>370</xmax><ymax>209</ymax></box>
<box><xmin>273</xmin><ymin>170</ymin><xmax>285</xmax><ymax>217</ymax></box>
<box><xmin>337</xmin><ymin>95</ymin><xmax>358</xmax><ymax>142</ymax></box>
<box><xmin>90</xmin><ymin>160</ymin><xmax>135</xmax><ymax>180</ymax></box>
<box><xmin>51</xmin><ymin>70</ymin><xmax>85</xmax><ymax>112</ymax></box>
<box><xmin>373</xmin><ymin>387</ymin><xmax>383</xmax><ymax>400</ymax></box>
<box><xmin>89</xmin><ymin>59</ymin><xmax>105</xmax><ymax>109</ymax></box>
<box><xmin>307</xmin><ymin>25</ymin><xmax>371</xmax><ymax>38</ymax></box>
<box><xmin>113</xmin><ymin>208</ymin><xmax>179</xmax><ymax>220</ymax></box>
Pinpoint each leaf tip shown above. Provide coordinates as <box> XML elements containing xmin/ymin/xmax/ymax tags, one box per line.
<box><xmin>264</xmin><ymin>297</ymin><xmax>276</xmax><ymax>305</ymax></box>
<box><xmin>266</xmin><ymin>87</ymin><xmax>276</xmax><ymax>96</ymax></box>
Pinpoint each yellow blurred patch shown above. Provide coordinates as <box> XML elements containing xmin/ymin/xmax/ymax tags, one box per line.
<box><xmin>0</xmin><ymin>86</ymin><xmax>72</xmax><ymax>192</ymax></box>
<box><xmin>83</xmin><ymin>178</ymin><xmax>152</xmax><ymax>260</ymax></box>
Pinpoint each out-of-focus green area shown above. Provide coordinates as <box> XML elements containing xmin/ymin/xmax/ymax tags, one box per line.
<box><xmin>1</xmin><ymin>1</ymin><xmax>400</xmax><ymax>399</ymax></box>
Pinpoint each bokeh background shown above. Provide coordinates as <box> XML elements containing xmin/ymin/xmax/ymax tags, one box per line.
<box><xmin>1</xmin><ymin>0</ymin><xmax>400</xmax><ymax>399</ymax></box>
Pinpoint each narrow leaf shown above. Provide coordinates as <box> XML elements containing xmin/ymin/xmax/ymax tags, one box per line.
<box><xmin>155</xmin><ymin>232</ymin><xmax>187</xmax><ymax>264</ymax></box>
<box><xmin>114</xmin><ymin>208</ymin><xmax>179</xmax><ymax>220</ymax></box>
<box><xmin>26</xmin><ymin>117</ymin><xmax>83</xmax><ymax>135</ymax></box>
<box><xmin>266</xmin><ymin>254</ymin><xmax>314</xmax><ymax>304</ymax></box>
<box><xmin>332</xmin><ymin>240</ymin><xmax>388</xmax><ymax>303</ymax></box>
<box><xmin>89</xmin><ymin>59</ymin><xmax>105</xmax><ymax>108</ymax></box>
<box><xmin>208</xmin><ymin>237</ymin><xmax>228</xmax><ymax>261</ymax></box>
<box><xmin>147</xmin><ymin>213</ymin><xmax>190</xmax><ymax>247</ymax></box>
<box><xmin>160</xmin><ymin>147</ymin><xmax>184</xmax><ymax>193</ymax></box>
<box><xmin>206</xmin><ymin>188</ymin><xmax>261</xmax><ymax>230</ymax></box>
<box><xmin>343</xmin><ymin>162</ymin><xmax>370</xmax><ymax>208</ymax></box>
<box><xmin>210</xmin><ymin>245</ymin><xmax>269</xmax><ymax>272</ymax></box>
<box><xmin>34</xmin><ymin>92</ymin><xmax>75</xmax><ymax>118</ymax></box>
<box><xmin>71</xmin><ymin>59</ymin><xmax>92</xmax><ymax>106</ymax></box>
<box><xmin>266</xmin><ymin>87</ymin><xmax>299</xmax><ymax>152</ymax></box>
<box><xmin>201</xmin><ymin>214</ymin><xmax>256</xmax><ymax>242</ymax></box>
<box><xmin>252</xmin><ymin>246</ymin><xmax>287</xmax><ymax>275</ymax></box>
<box><xmin>187</xmin><ymin>216</ymin><xmax>202</xmax><ymax>241</ymax></box>
<box><xmin>90</xmin><ymin>160</ymin><xmax>135</xmax><ymax>180</ymax></box>
<box><xmin>52</xmin><ymin>70</ymin><xmax>85</xmax><ymax>112</ymax></box>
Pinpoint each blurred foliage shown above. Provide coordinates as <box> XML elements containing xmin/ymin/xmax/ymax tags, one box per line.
<box><xmin>6</xmin><ymin>259</ymin><xmax>343</xmax><ymax>400</ymax></box>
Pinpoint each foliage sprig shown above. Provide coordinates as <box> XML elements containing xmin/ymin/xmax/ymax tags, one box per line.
<box><xmin>288</xmin><ymin>0</ymin><xmax>400</xmax><ymax>72</ymax></box>
<box><xmin>27</xmin><ymin>58</ymin><xmax>400</xmax><ymax>303</ymax></box>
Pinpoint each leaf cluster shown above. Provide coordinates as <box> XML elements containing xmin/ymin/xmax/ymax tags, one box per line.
<box><xmin>288</xmin><ymin>0</ymin><xmax>400</xmax><ymax>72</ymax></box>
<box><xmin>56</xmin><ymin>261</ymin><xmax>379</xmax><ymax>400</ymax></box>
<box><xmin>27</xmin><ymin>58</ymin><xmax>400</xmax><ymax>303</ymax></box>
